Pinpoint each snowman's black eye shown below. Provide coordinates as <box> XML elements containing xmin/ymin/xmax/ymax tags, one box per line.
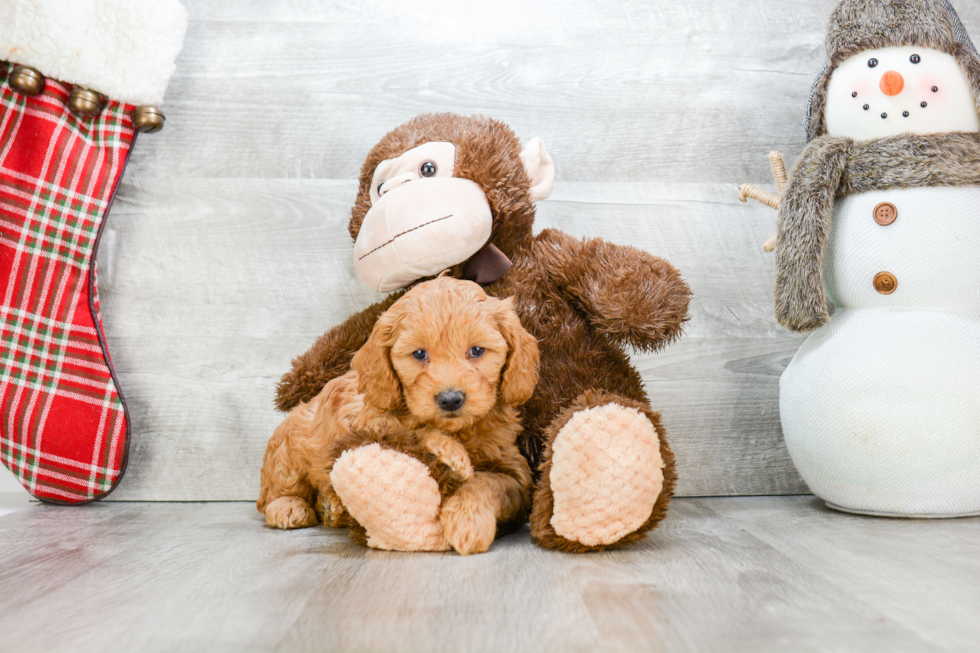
<box><xmin>903</xmin><ymin>111</ymin><xmax>910</xmax><ymax>117</ymax></box>
<box><xmin>921</xmin><ymin>101</ymin><xmax>928</xmax><ymax>108</ymax></box>
<box><xmin>868</xmin><ymin>58</ymin><xmax>879</xmax><ymax>68</ymax></box>
<box><xmin>852</xmin><ymin>91</ymin><xmax>858</xmax><ymax>97</ymax></box>
<box><xmin>910</xmin><ymin>54</ymin><xmax>921</xmax><ymax>64</ymax></box>
<box><xmin>863</xmin><ymin>104</ymin><xmax>870</xmax><ymax>110</ymax></box>
<box><xmin>881</xmin><ymin>112</ymin><xmax>888</xmax><ymax>119</ymax></box>
<box><xmin>932</xmin><ymin>86</ymin><xmax>939</xmax><ymax>92</ymax></box>
<box><xmin>419</xmin><ymin>161</ymin><xmax>437</xmax><ymax>177</ymax></box>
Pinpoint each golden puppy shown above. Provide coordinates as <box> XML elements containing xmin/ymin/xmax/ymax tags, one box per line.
<box><xmin>257</xmin><ymin>276</ymin><xmax>538</xmax><ymax>554</ymax></box>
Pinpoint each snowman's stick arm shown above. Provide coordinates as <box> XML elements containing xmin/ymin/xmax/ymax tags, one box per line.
<box><xmin>738</xmin><ymin>184</ymin><xmax>780</xmax><ymax>210</ymax></box>
<box><xmin>737</xmin><ymin>150</ymin><xmax>787</xmax><ymax>209</ymax></box>
<box><xmin>737</xmin><ymin>185</ymin><xmax>780</xmax><ymax>251</ymax></box>
<box><xmin>738</xmin><ymin>151</ymin><xmax>787</xmax><ymax>252</ymax></box>
<box><xmin>768</xmin><ymin>151</ymin><xmax>788</xmax><ymax>192</ymax></box>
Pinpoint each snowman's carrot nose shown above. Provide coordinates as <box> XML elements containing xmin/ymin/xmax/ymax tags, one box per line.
<box><xmin>880</xmin><ymin>71</ymin><xmax>905</xmax><ymax>96</ymax></box>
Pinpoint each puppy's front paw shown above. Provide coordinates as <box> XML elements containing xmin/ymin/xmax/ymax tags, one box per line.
<box><xmin>440</xmin><ymin>493</ymin><xmax>497</xmax><ymax>555</ymax></box>
<box><xmin>265</xmin><ymin>496</ymin><xmax>318</xmax><ymax>529</ymax></box>
<box><xmin>424</xmin><ymin>432</ymin><xmax>474</xmax><ymax>483</ymax></box>
<box><xmin>316</xmin><ymin>493</ymin><xmax>348</xmax><ymax>528</ymax></box>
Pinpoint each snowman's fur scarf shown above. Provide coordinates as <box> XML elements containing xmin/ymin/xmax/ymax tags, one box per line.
<box><xmin>774</xmin><ymin>138</ymin><xmax>850</xmax><ymax>331</ymax></box>
<box><xmin>775</xmin><ymin>131</ymin><xmax>980</xmax><ymax>331</ymax></box>
<box><xmin>808</xmin><ymin>0</ymin><xmax>980</xmax><ymax>141</ymax></box>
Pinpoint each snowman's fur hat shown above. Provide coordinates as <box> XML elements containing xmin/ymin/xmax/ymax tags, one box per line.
<box><xmin>807</xmin><ymin>0</ymin><xmax>980</xmax><ymax>141</ymax></box>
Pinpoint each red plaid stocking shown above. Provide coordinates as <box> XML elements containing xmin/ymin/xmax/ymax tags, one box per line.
<box><xmin>0</xmin><ymin>63</ymin><xmax>135</xmax><ymax>503</ymax></box>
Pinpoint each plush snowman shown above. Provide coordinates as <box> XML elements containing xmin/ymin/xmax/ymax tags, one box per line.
<box><xmin>773</xmin><ymin>0</ymin><xmax>980</xmax><ymax>516</ymax></box>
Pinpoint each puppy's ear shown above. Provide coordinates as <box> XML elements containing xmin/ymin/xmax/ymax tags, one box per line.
<box><xmin>492</xmin><ymin>297</ymin><xmax>539</xmax><ymax>406</ymax></box>
<box><xmin>351</xmin><ymin>311</ymin><xmax>402</xmax><ymax>411</ymax></box>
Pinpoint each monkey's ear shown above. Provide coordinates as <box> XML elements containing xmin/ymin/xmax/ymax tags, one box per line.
<box><xmin>350</xmin><ymin>313</ymin><xmax>402</xmax><ymax>412</ymax></box>
<box><xmin>520</xmin><ymin>137</ymin><xmax>555</xmax><ymax>202</ymax></box>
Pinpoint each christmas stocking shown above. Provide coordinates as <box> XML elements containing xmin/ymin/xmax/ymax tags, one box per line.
<box><xmin>0</xmin><ymin>1</ymin><xmax>187</xmax><ymax>503</ymax></box>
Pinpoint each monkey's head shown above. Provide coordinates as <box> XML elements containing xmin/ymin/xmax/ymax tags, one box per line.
<box><xmin>349</xmin><ymin>114</ymin><xmax>554</xmax><ymax>292</ymax></box>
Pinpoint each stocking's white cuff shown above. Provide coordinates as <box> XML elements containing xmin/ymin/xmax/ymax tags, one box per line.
<box><xmin>0</xmin><ymin>0</ymin><xmax>187</xmax><ymax>106</ymax></box>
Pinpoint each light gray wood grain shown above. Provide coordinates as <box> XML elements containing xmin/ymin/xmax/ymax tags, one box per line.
<box><xmin>91</xmin><ymin>0</ymin><xmax>980</xmax><ymax>500</ymax></box>
<box><xmin>2</xmin><ymin>498</ymin><xmax>978</xmax><ymax>652</ymax></box>
<box><xmin>125</xmin><ymin>0</ymin><xmax>980</xmax><ymax>183</ymax></box>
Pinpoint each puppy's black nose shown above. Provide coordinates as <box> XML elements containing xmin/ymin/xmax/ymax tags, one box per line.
<box><xmin>436</xmin><ymin>390</ymin><xmax>466</xmax><ymax>412</ymax></box>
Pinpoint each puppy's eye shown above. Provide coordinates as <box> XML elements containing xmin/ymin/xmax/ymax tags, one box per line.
<box><xmin>468</xmin><ymin>346</ymin><xmax>485</xmax><ymax>358</ymax></box>
<box><xmin>377</xmin><ymin>181</ymin><xmax>386</xmax><ymax>195</ymax></box>
<box><xmin>412</xmin><ymin>349</ymin><xmax>428</xmax><ymax>361</ymax></box>
<box><xmin>910</xmin><ymin>54</ymin><xmax>921</xmax><ymax>64</ymax></box>
<box><xmin>868</xmin><ymin>58</ymin><xmax>878</xmax><ymax>68</ymax></box>
<box><xmin>419</xmin><ymin>161</ymin><xmax>437</xmax><ymax>177</ymax></box>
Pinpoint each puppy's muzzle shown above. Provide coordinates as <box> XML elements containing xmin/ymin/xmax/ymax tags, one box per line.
<box><xmin>436</xmin><ymin>390</ymin><xmax>466</xmax><ymax>412</ymax></box>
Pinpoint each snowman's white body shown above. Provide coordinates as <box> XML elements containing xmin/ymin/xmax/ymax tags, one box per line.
<box><xmin>779</xmin><ymin>45</ymin><xmax>980</xmax><ymax>516</ymax></box>
<box><xmin>780</xmin><ymin>186</ymin><xmax>980</xmax><ymax>516</ymax></box>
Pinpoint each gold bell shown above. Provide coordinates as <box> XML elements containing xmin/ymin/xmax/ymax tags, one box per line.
<box><xmin>68</xmin><ymin>87</ymin><xmax>104</xmax><ymax>117</ymax></box>
<box><xmin>8</xmin><ymin>66</ymin><xmax>45</xmax><ymax>97</ymax></box>
<box><xmin>132</xmin><ymin>106</ymin><xmax>166</xmax><ymax>134</ymax></box>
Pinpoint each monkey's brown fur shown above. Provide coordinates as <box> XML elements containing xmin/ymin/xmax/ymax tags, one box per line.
<box><xmin>276</xmin><ymin>113</ymin><xmax>691</xmax><ymax>552</ymax></box>
<box><xmin>259</xmin><ymin>276</ymin><xmax>537</xmax><ymax>554</ymax></box>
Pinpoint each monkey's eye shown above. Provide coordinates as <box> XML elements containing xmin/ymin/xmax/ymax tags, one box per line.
<box><xmin>868</xmin><ymin>58</ymin><xmax>878</xmax><ymax>68</ymax></box>
<box><xmin>412</xmin><ymin>349</ymin><xmax>428</xmax><ymax>361</ymax></box>
<box><xmin>419</xmin><ymin>161</ymin><xmax>437</xmax><ymax>178</ymax></box>
<box><xmin>910</xmin><ymin>54</ymin><xmax>921</xmax><ymax>64</ymax></box>
<box><xmin>468</xmin><ymin>346</ymin><xmax>485</xmax><ymax>359</ymax></box>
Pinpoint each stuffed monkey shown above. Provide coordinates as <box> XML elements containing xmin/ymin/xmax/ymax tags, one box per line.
<box><xmin>276</xmin><ymin>114</ymin><xmax>691</xmax><ymax>552</ymax></box>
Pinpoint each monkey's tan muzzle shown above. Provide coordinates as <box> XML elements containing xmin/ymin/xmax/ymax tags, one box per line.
<box><xmin>353</xmin><ymin>178</ymin><xmax>493</xmax><ymax>292</ymax></box>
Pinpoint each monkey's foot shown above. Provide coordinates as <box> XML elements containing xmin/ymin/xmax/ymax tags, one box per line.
<box><xmin>532</xmin><ymin>391</ymin><xmax>672</xmax><ymax>551</ymax></box>
<box><xmin>331</xmin><ymin>444</ymin><xmax>450</xmax><ymax>551</ymax></box>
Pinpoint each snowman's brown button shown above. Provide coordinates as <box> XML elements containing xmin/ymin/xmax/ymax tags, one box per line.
<box><xmin>873</xmin><ymin>272</ymin><xmax>898</xmax><ymax>295</ymax></box>
<box><xmin>873</xmin><ymin>202</ymin><xmax>898</xmax><ymax>226</ymax></box>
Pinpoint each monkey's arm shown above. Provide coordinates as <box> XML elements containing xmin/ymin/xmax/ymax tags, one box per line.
<box><xmin>274</xmin><ymin>292</ymin><xmax>403</xmax><ymax>412</ymax></box>
<box><xmin>541</xmin><ymin>229</ymin><xmax>692</xmax><ymax>352</ymax></box>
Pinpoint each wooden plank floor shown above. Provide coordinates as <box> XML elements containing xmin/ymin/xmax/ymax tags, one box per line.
<box><xmin>1</xmin><ymin>497</ymin><xmax>978</xmax><ymax>652</ymax></box>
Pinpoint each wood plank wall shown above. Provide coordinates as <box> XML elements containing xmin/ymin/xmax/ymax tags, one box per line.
<box><xmin>74</xmin><ymin>0</ymin><xmax>980</xmax><ymax>500</ymax></box>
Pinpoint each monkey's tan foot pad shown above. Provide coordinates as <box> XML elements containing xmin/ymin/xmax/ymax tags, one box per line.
<box><xmin>264</xmin><ymin>496</ymin><xmax>319</xmax><ymax>530</ymax></box>
<box><xmin>549</xmin><ymin>404</ymin><xmax>665</xmax><ymax>546</ymax></box>
<box><xmin>331</xmin><ymin>444</ymin><xmax>450</xmax><ymax>551</ymax></box>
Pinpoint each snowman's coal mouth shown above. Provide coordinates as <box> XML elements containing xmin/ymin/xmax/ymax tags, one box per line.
<box><xmin>860</xmin><ymin>104</ymin><xmax>927</xmax><ymax>119</ymax></box>
<box><xmin>855</xmin><ymin>87</ymin><xmax>935</xmax><ymax>118</ymax></box>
